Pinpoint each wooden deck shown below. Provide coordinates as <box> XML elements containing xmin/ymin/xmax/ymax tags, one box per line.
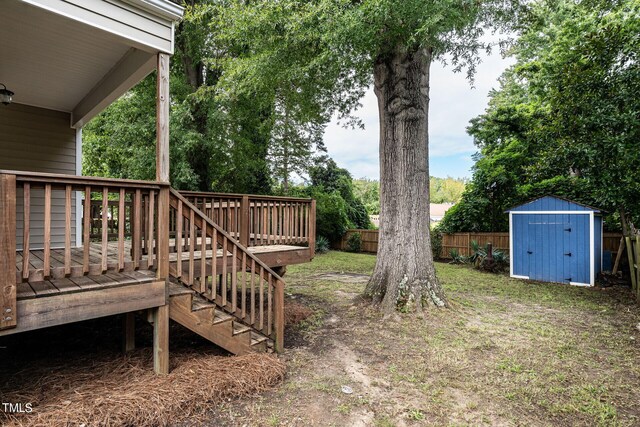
<box><xmin>15</xmin><ymin>241</ymin><xmax>310</xmax><ymax>300</ymax></box>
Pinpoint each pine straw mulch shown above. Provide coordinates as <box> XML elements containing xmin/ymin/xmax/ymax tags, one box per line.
<box><xmin>284</xmin><ymin>299</ymin><xmax>314</xmax><ymax>327</ymax></box>
<box><xmin>1</xmin><ymin>349</ymin><xmax>285</xmax><ymax>427</ymax></box>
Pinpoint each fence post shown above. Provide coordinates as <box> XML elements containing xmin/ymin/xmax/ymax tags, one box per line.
<box><xmin>625</xmin><ymin>236</ymin><xmax>637</xmax><ymax>292</ymax></box>
<box><xmin>240</xmin><ymin>195</ymin><xmax>250</xmax><ymax>247</ymax></box>
<box><xmin>309</xmin><ymin>200</ymin><xmax>316</xmax><ymax>258</ymax></box>
<box><xmin>0</xmin><ymin>174</ymin><xmax>17</xmax><ymax>330</ymax></box>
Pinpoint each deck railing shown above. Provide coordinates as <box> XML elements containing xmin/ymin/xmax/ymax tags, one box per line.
<box><xmin>86</xmin><ymin>199</ymin><xmax>133</xmax><ymax>240</ymax></box>
<box><xmin>169</xmin><ymin>189</ymin><xmax>285</xmax><ymax>351</ymax></box>
<box><xmin>0</xmin><ymin>170</ymin><xmax>168</xmax><ymax>330</ymax></box>
<box><xmin>179</xmin><ymin>191</ymin><xmax>316</xmax><ymax>253</ymax></box>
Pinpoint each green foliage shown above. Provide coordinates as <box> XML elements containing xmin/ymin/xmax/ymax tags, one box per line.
<box><xmin>315</xmin><ymin>236</ymin><xmax>330</xmax><ymax>254</ymax></box>
<box><xmin>441</xmin><ymin>0</ymin><xmax>640</xmax><ymax>233</ymax></box>
<box><xmin>448</xmin><ymin>249</ymin><xmax>466</xmax><ymax>265</ymax></box>
<box><xmin>353</xmin><ymin>177</ymin><xmax>466</xmax><ymax>216</ymax></box>
<box><xmin>430</xmin><ymin>229</ymin><xmax>443</xmax><ymax>260</ymax></box>
<box><xmin>430</xmin><ymin>177</ymin><xmax>467</xmax><ymax>204</ymax></box>
<box><xmin>353</xmin><ymin>179</ymin><xmax>380</xmax><ymax>215</ymax></box>
<box><xmin>345</xmin><ymin>233</ymin><xmax>362</xmax><ymax>253</ymax></box>
<box><xmin>468</xmin><ymin>241</ymin><xmax>509</xmax><ymax>273</ymax></box>
<box><xmin>313</xmin><ymin>191</ymin><xmax>351</xmax><ymax>244</ymax></box>
<box><xmin>308</xmin><ymin>156</ymin><xmax>372</xmax><ymax>232</ymax></box>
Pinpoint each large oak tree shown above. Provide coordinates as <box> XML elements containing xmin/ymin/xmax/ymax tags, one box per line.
<box><xmin>217</xmin><ymin>0</ymin><xmax>518</xmax><ymax>313</ymax></box>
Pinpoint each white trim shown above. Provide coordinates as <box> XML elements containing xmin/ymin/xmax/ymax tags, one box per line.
<box><xmin>122</xmin><ymin>0</ymin><xmax>185</xmax><ymax>21</ymax></box>
<box><xmin>509</xmin><ymin>212</ymin><xmax>514</xmax><ymax>277</ymax></box>
<box><xmin>600</xmin><ymin>217</ymin><xmax>604</xmax><ymax>272</ymax></box>
<box><xmin>510</xmin><ymin>211</ymin><xmax>593</xmax><ymax>215</ymax></box>
<box><xmin>589</xmin><ymin>211</ymin><xmax>595</xmax><ymax>286</ymax></box>
<box><xmin>512</xmin><ymin>275</ymin><xmax>529</xmax><ymax>280</ymax></box>
<box><xmin>20</xmin><ymin>0</ymin><xmax>174</xmax><ymax>54</ymax></box>
<box><xmin>75</xmin><ymin>128</ymin><xmax>83</xmax><ymax>247</ymax></box>
<box><xmin>570</xmin><ymin>281</ymin><xmax>592</xmax><ymax>287</ymax></box>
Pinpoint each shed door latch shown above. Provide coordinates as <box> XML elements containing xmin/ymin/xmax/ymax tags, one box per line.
<box><xmin>564</xmin><ymin>252</ymin><xmax>572</xmax><ymax>257</ymax></box>
<box><xmin>527</xmin><ymin>250</ymin><xmax>533</xmax><ymax>254</ymax></box>
<box><xmin>564</xmin><ymin>227</ymin><xmax>572</xmax><ymax>232</ymax></box>
<box><xmin>565</xmin><ymin>278</ymin><xmax>572</xmax><ymax>281</ymax></box>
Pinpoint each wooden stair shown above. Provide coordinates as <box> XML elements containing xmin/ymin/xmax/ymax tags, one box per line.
<box><xmin>168</xmin><ymin>280</ymin><xmax>272</xmax><ymax>354</ymax></box>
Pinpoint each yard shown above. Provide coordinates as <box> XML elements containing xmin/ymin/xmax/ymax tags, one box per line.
<box><xmin>2</xmin><ymin>251</ymin><xmax>639</xmax><ymax>426</ymax></box>
<box><xmin>214</xmin><ymin>251</ymin><xmax>640</xmax><ymax>426</ymax></box>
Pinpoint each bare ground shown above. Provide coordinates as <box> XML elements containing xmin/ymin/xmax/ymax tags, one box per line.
<box><xmin>208</xmin><ymin>252</ymin><xmax>640</xmax><ymax>427</ymax></box>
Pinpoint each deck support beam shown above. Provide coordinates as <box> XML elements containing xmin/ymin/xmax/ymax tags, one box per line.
<box><xmin>122</xmin><ymin>312</ymin><xmax>136</xmax><ymax>352</ymax></box>
<box><xmin>154</xmin><ymin>52</ymin><xmax>171</xmax><ymax>375</ymax></box>
<box><xmin>153</xmin><ymin>304</ymin><xmax>169</xmax><ymax>375</ymax></box>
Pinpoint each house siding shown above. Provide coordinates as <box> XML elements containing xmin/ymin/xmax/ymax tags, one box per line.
<box><xmin>0</xmin><ymin>103</ymin><xmax>77</xmax><ymax>249</ymax></box>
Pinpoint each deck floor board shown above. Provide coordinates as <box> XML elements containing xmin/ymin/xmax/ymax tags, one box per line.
<box><xmin>15</xmin><ymin>241</ymin><xmax>307</xmax><ymax>301</ymax></box>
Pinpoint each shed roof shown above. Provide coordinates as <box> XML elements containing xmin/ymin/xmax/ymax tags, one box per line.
<box><xmin>506</xmin><ymin>195</ymin><xmax>603</xmax><ymax>213</ymax></box>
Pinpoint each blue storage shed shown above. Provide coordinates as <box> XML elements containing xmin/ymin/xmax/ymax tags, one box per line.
<box><xmin>507</xmin><ymin>196</ymin><xmax>603</xmax><ymax>287</ymax></box>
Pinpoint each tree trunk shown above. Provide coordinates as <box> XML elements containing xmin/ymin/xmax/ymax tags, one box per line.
<box><xmin>364</xmin><ymin>47</ymin><xmax>447</xmax><ymax>314</ymax></box>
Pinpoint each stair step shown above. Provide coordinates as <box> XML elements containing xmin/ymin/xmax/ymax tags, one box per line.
<box><xmin>251</xmin><ymin>332</ymin><xmax>269</xmax><ymax>346</ymax></box>
<box><xmin>168</xmin><ymin>281</ymin><xmax>195</xmax><ymax>296</ymax></box>
<box><xmin>233</xmin><ymin>323</ymin><xmax>252</xmax><ymax>336</ymax></box>
<box><xmin>192</xmin><ymin>298</ymin><xmax>216</xmax><ymax>312</ymax></box>
<box><xmin>214</xmin><ymin>311</ymin><xmax>234</xmax><ymax>324</ymax></box>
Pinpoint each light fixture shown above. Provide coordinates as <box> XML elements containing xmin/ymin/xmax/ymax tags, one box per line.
<box><xmin>0</xmin><ymin>84</ymin><xmax>14</xmax><ymax>105</ymax></box>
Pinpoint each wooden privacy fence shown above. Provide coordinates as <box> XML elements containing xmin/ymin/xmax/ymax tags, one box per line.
<box><xmin>440</xmin><ymin>232</ymin><xmax>623</xmax><ymax>259</ymax></box>
<box><xmin>336</xmin><ymin>229</ymin><xmax>624</xmax><ymax>260</ymax></box>
<box><xmin>335</xmin><ymin>229</ymin><xmax>380</xmax><ymax>253</ymax></box>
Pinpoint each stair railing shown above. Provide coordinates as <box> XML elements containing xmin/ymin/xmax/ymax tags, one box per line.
<box><xmin>169</xmin><ymin>189</ymin><xmax>285</xmax><ymax>351</ymax></box>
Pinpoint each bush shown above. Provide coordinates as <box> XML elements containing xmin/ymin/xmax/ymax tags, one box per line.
<box><xmin>345</xmin><ymin>233</ymin><xmax>362</xmax><ymax>253</ymax></box>
<box><xmin>313</xmin><ymin>191</ymin><xmax>351</xmax><ymax>244</ymax></box>
<box><xmin>449</xmin><ymin>248</ymin><xmax>467</xmax><ymax>264</ymax></box>
<box><xmin>469</xmin><ymin>240</ymin><xmax>509</xmax><ymax>273</ymax></box>
<box><xmin>430</xmin><ymin>228</ymin><xmax>443</xmax><ymax>260</ymax></box>
<box><xmin>315</xmin><ymin>236</ymin><xmax>330</xmax><ymax>254</ymax></box>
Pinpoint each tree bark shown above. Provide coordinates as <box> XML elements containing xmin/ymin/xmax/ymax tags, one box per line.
<box><xmin>364</xmin><ymin>47</ymin><xmax>447</xmax><ymax>313</ymax></box>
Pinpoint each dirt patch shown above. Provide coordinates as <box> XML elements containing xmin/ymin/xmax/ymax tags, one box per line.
<box><xmin>285</xmin><ymin>299</ymin><xmax>314</xmax><ymax>327</ymax></box>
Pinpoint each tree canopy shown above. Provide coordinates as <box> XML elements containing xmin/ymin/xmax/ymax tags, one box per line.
<box><xmin>439</xmin><ymin>0</ymin><xmax>640</xmax><ymax>233</ymax></box>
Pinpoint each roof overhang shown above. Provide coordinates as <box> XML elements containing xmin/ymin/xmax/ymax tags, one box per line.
<box><xmin>1</xmin><ymin>0</ymin><xmax>183</xmax><ymax>128</ymax></box>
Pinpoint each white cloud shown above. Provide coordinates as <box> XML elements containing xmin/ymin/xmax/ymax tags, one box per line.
<box><xmin>322</xmin><ymin>49</ymin><xmax>514</xmax><ymax>180</ymax></box>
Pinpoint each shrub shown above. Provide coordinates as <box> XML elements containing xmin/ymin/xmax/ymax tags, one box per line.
<box><xmin>315</xmin><ymin>236</ymin><xmax>330</xmax><ymax>254</ymax></box>
<box><xmin>449</xmin><ymin>248</ymin><xmax>467</xmax><ymax>264</ymax></box>
<box><xmin>469</xmin><ymin>241</ymin><xmax>510</xmax><ymax>273</ymax></box>
<box><xmin>430</xmin><ymin>228</ymin><xmax>443</xmax><ymax>260</ymax></box>
<box><xmin>345</xmin><ymin>233</ymin><xmax>362</xmax><ymax>253</ymax></box>
<box><xmin>313</xmin><ymin>191</ymin><xmax>351</xmax><ymax>244</ymax></box>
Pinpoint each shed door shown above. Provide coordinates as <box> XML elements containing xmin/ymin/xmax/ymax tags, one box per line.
<box><xmin>526</xmin><ymin>214</ymin><xmax>590</xmax><ymax>284</ymax></box>
<box><xmin>527</xmin><ymin>214</ymin><xmax>569</xmax><ymax>283</ymax></box>
<box><xmin>568</xmin><ymin>214</ymin><xmax>590</xmax><ymax>284</ymax></box>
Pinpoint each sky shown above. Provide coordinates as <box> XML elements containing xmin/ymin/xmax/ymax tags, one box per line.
<box><xmin>322</xmin><ymin>51</ymin><xmax>515</xmax><ymax>180</ymax></box>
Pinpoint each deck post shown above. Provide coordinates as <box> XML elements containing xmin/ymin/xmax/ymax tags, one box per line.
<box><xmin>274</xmin><ymin>279</ymin><xmax>285</xmax><ymax>353</ymax></box>
<box><xmin>122</xmin><ymin>312</ymin><xmax>136</xmax><ymax>352</ymax></box>
<box><xmin>153</xmin><ymin>304</ymin><xmax>170</xmax><ymax>374</ymax></box>
<box><xmin>240</xmin><ymin>195</ymin><xmax>250</xmax><ymax>247</ymax></box>
<box><xmin>309</xmin><ymin>199</ymin><xmax>317</xmax><ymax>258</ymax></box>
<box><xmin>0</xmin><ymin>174</ymin><xmax>17</xmax><ymax>330</ymax></box>
<box><xmin>154</xmin><ymin>52</ymin><xmax>171</xmax><ymax>375</ymax></box>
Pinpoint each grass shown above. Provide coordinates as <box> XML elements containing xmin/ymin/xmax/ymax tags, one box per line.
<box><xmin>217</xmin><ymin>251</ymin><xmax>640</xmax><ymax>426</ymax></box>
